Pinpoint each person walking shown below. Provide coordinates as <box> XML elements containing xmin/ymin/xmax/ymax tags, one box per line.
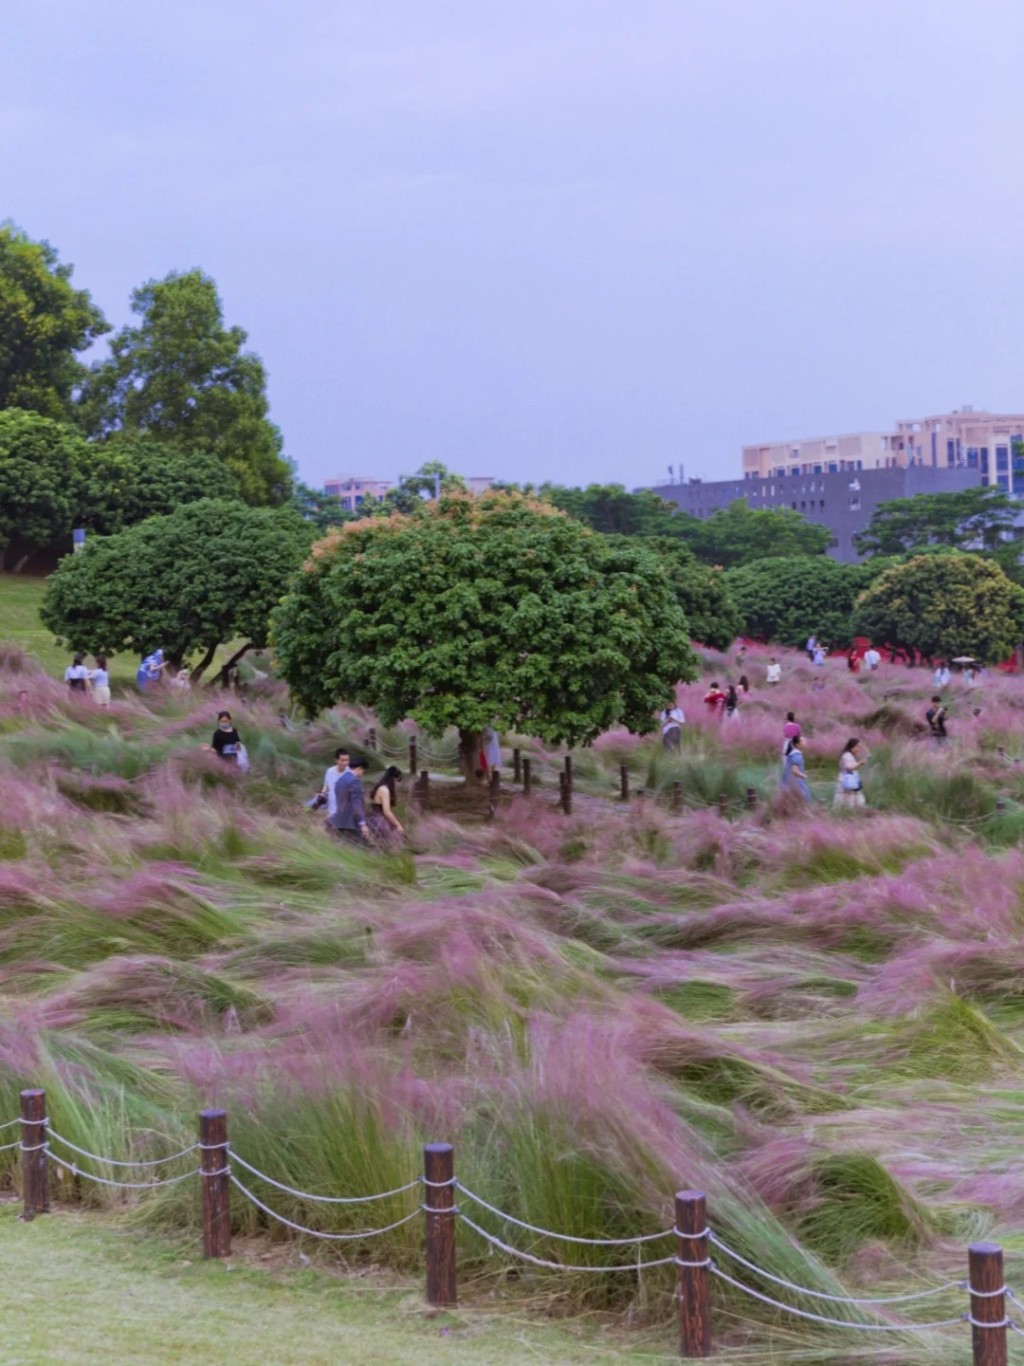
<box><xmin>367</xmin><ymin>765</ymin><xmax>405</xmax><ymax>844</ymax></box>
<box><xmin>660</xmin><ymin>701</ymin><xmax>686</xmax><ymax>751</ymax></box>
<box><xmin>934</xmin><ymin>662</ymin><xmax>951</xmax><ymax>688</ymax></box>
<box><xmin>766</xmin><ymin>657</ymin><xmax>782</xmax><ymax>685</ymax></box>
<box><xmin>738</xmin><ymin>674</ymin><xmax>750</xmax><ymax>695</ymax></box>
<box><xmin>723</xmin><ymin>684</ymin><xmax>739</xmax><ymax>721</ymax></box>
<box><xmin>782</xmin><ymin>711</ymin><xmax>801</xmax><ymax>754</ymax></box>
<box><xmin>834</xmin><ymin>738</ymin><xmax>868</xmax><ymax>809</ymax></box>
<box><xmin>89</xmin><ymin>656</ymin><xmax>110</xmax><ymax>707</ymax></box>
<box><xmin>806</xmin><ymin>634</ymin><xmax>818</xmax><ymax>662</ymax></box>
<box><xmin>703</xmin><ymin>681</ymin><xmax>726</xmax><ymax>714</ymax></box>
<box><xmin>781</xmin><ymin>736</ymin><xmax>811</xmax><ymax>801</ymax></box>
<box><xmin>863</xmin><ymin>646</ymin><xmax>881</xmax><ymax>672</ymax></box>
<box><xmin>330</xmin><ymin>756</ymin><xmax>370</xmax><ymax>843</ymax></box>
<box><xmin>321</xmin><ymin>748</ymin><xmax>350</xmax><ymax>828</ymax></box>
<box><xmin>64</xmin><ymin>654</ymin><xmax>89</xmax><ymax>695</ymax></box>
<box><xmin>813</xmin><ymin>645</ymin><xmax>827</xmax><ymax>668</ymax></box>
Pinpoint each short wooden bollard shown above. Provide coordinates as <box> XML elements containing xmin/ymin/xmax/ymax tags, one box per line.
<box><xmin>996</xmin><ymin>798</ymin><xmax>1007</xmax><ymax>814</ymax></box>
<box><xmin>620</xmin><ymin>765</ymin><xmax>629</xmax><ymax>801</ymax></box>
<box><xmin>367</xmin><ymin>727</ymin><xmax>377</xmax><ymax>752</ymax></box>
<box><xmin>746</xmin><ymin>786</ymin><xmax>758</xmax><ymax>810</ymax></box>
<box><xmin>559</xmin><ymin>771</ymin><xmax>572</xmax><ymax>815</ymax></box>
<box><xmin>969</xmin><ymin>1241</ymin><xmax>1007</xmax><ymax>1366</ymax></box>
<box><xmin>716</xmin><ymin>794</ymin><xmax>728</xmax><ymax>818</ymax></box>
<box><xmin>672</xmin><ymin>781</ymin><xmax>683</xmax><ymax>813</ymax></box>
<box><xmin>564</xmin><ymin>754</ymin><xmax>573</xmax><ymax>789</ymax></box>
<box><xmin>522</xmin><ymin>757</ymin><xmax>532</xmax><ymax>796</ymax></box>
<box><xmin>409</xmin><ymin>736</ymin><xmax>418</xmax><ymax>778</ymax></box>
<box><xmin>513</xmin><ymin>748</ymin><xmax>522</xmax><ymax>783</ymax></box>
<box><xmin>200</xmin><ymin>1109</ymin><xmax>231</xmax><ymax>1259</ymax></box>
<box><xmin>419</xmin><ymin>771</ymin><xmax>430</xmax><ymax>812</ymax></box>
<box><xmin>676</xmin><ymin>1190</ymin><xmax>711</xmax><ymax>1358</ymax></box>
<box><xmin>424</xmin><ymin>1143</ymin><xmax>457</xmax><ymax>1307</ymax></box>
<box><xmin>20</xmin><ymin>1088</ymin><xmax>48</xmax><ymax>1218</ymax></box>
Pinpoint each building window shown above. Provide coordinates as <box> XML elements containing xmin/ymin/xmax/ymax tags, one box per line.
<box><xmin>998</xmin><ymin>475</ymin><xmax>1010</xmax><ymax>490</ymax></box>
<box><xmin>828</xmin><ymin>462</ymin><xmax>838</xmax><ymax>473</ymax></box>
<box><xmin>850</xmin><ymin>497</ymin><xmax>861</xmax><ymax>511</ymax></box>
<box><xmin>947</xmin><ymin>439</ymin><xmax>956</xmax><ymax>466</ymax></box>
<box><xmin>813</xmin><ymin>464</ymin><xmax>822</xmax><ymax>475</ymax></box>
<box><xmin>997</xmin><ymin>446</ymin><xmax>1009</xmax><ymax>472</ymax></box>
<box><xmin>819</xmin><ymin>500</ymin><xmax>825</xmax><ymax>509</ymax></box>
<box><xmin>966</xmin><ymin>448</ymin><xmax>978</xmax><ymax>469</ymax></box>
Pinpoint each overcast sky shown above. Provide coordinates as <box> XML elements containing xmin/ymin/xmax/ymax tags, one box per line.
<box><xmin>4</xmin><ymin>1</ymin><xmax>1024</xmax><ymax>491</ymax></box>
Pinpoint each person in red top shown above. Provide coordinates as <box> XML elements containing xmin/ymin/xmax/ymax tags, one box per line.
<box><xmin>703</xmin><ymin>682</ymin><xmax>726</xmax><ymax>713</ymax></box>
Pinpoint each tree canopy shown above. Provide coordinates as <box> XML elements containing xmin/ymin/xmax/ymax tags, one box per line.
<box><xmin>77</xmin><ymin>434</ymin><xmax>240</xmax><ymax>535</ymax></box>
<box><xmin>852</xmin><ymin>553</ymin><xmax>1024</xmax><ymax>664</ymax></box>
<box><xmin>724</xmin><ymin>555</ymin><xmax>887</xmax><ymax>648</ymax></box>
<box><xmin>688</xmin><ymin>499</ymin><xmax>831</xmax><ymax>568</ymax></box>
<box><xmin>605</xmin><ymin>534</ymin><xmax>741</xmax><ymax>651</ymax></box>
<box><xmin>41</xmin><ymin>498</ymin><xmax>309</xmax><ymax>679</ymax></box>
<box><xmin>271</xmin><ymin>490</ymin><xmax>698</xmax><ymax>773</ymax></box>
<box><xmin>853</xmin><ymin>487</ymin><xmax>1019</xmax><ymax>558</ymax></box>
<box><xmin>77</xmin><ymin>270</ymin><xmax>291</xmax><ymax>506</ymax></box>
<box><xmin>543</xmin><ymin>483</ymin><xmax>688</xmax><ymax>538</ymax></box>
<box><xmin>0</xmin><ymin>226</ymin><xmax>108</xmax><ymax>420</ymax></box>
<box><xmin>0</xmin><ymin>410</ymin><xmax>88</xmax><ymax>570</ymax></box>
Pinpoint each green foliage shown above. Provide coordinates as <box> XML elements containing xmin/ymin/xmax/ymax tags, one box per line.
<box><xmin>853</xmin><ymin>552</ymin><xmax>1024</xmax><ymax>663</ymax></box>
<box><xmin>374</xmin><ymin>461</ymin><xmax>467</xmax><ymax>515</ymax></box>
<box><xmin>289</xmin><ymin>480</ymin><xmax>351</xmax><ymax>533</ymax></box>
<box><xmin>798</xmin><ymin>1154</ymin><xmax>936</xmax><ymax>1266</ymax></box>
<box><xmin>724</xmin><ymin>555</ymin><xmax>882</xmax><ymax>647</ymax></box>
<box><xmin>40</xmin><ymin>498</ymin><xmax>308</xmax><ymax>671</ymax></box>
<box><xmin>77</xmin><ymin>270</ymin><xmax>291</xmax><ymax>506</ymax></box>
<box><xmin>0</xmin><ymin>225</ymin><xmax>108</xmax><ymax>419</ymax></box>
<box><xmin>543</xmin><ymin>482</ymin><xmax>688</xmax><ymax>537</ymax></box>
<box><xmin>0</xmin><ymin>410</ymin><xmax>89</xmax><ymax>564</ymax></box>
<box><xmin>608</xmin><ymin>535</ymin><xmax>742</xmax><ymax>650</ymax></box>
<box><xmin>854</xmin><ymin>486</ymin><xmax>1018</xmax><ymax>557</ymax></box>
<box><xmin>272</xmin><ymin>491</ymin><xmax>698</xmax><ymax>750</ymax></box>
<box><xmin>78</xmin><ymin>434</ymin><xmax>241</xmax><ymax>534</ymax></box>
<box><xmin>687</xmin><ymin>499</ymin><xmax>831</xmax><ymax>568</ymax></box>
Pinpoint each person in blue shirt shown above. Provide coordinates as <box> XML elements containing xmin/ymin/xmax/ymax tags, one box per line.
<box><xmin>781</xmin><ymin>736</ymin><xmax>811</xmax><ymax>802</ymax></box>
<box><xmin>330</xmin><ymin>757</ymin><xmax>370</xmax><ymax>843</ymax></box>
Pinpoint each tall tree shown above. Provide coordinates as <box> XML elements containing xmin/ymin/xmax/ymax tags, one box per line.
<box><xmin>0</xmin><ymin>410</ymin><xmax>88</xmax><ymax>571</ymax></box>
<box><xmin>0</xmin><ymin>225</ymin><xmax>108</xmax><ymax>419</ymax></box>
<box><xmin>543</xmin><ymin>483</ymin><xmax>690</xmax><ymax>538</ymax></box>
<box><xmin>271</xmin><ymin>491</ymin><xmax>697</xmax><ymax>777</ymax></box>
<box><xmin>724</xmin><ymin>555</ymin><xmax>887</xmax><ymax>648</ymax></box>
<box><xmin>41</xmin><ymin>499</ymin><xmax>309</xmax><ymax>680</ymax></box>
<box><xmin>605</xmin><ymin>535</ymin><xmax>742</xmax><ymax>650</ymax></box>
<box><xmin>76</xmin><ymin>434</ymin><xmax>241</xmax><ymax>534</ymax></box>
<box><xmin>852</xmin><ymin>553</ymin><xmax>1024</xmax><ymax>664</ymax></box>
<box><xmin>77</xmin><ymin>270</ymin><xmax>291</xmax><ymax>506</ymax></box>
<box><xmin>689</xmin><ymin>500</ymin><xmax>831</xmax><ymax>568</ymax></box>
<box><xmin>854</xmin><ymin>487</ymin><xmax>1019</xmax><ymax>558</ymax></box>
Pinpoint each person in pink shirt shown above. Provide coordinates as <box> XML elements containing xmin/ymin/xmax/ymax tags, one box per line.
<box><xmin>782</xmin><ymin>711</ymin><xmax>801</xmax><ymax>755</ymax></box>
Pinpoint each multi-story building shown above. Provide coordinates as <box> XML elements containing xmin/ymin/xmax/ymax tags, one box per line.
<box><xmin>742</xmin><ymin>408</ymin><xmax>1024</xmax><ymax>491</ymax></box>
<box><xmin>323</xmin><ymin>476</ymin><xmax>394</xmax><ymax>512</ymax></box>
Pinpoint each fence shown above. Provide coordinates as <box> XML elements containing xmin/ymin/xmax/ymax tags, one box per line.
<box><xmin>6</xmin><ymin>1090</ymin><xmax>1022</xmax><ymax>1362</ymax></box>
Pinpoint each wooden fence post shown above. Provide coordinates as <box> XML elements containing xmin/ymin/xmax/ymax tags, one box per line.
<box><xmin>672</xmin><ymin>781</ymin><xmax>683</xmax><ymax>814</ymax></box>
<box><xmin>20</xmin><ymin>1089</ymin><xmax>48</xmax><ymax>1218</ymax></box>
<box><xmin>559</xmin><ymin>771</ymin><xmax>572</xmax><ymax>816</ymax></box>
<box><xmin>409</xmin><ymin>737</ymin><xmax>418</xmax><ymax>778</ymax></box>
<box><xmin>746</xmin><ymin>786</ymin><xmax>758</xmax><ymax>810</ymax></box>
<box><xmin>200</xmin><ymin>1109</ymin><xmax>231</xmax><ymax>1259</ymax></box>
<box><xmin>620</xmin><ymin>765</ymin><xmax>629</xmax><ymax>801</ymax></box>
<box><xmin>969</xmin><ymin>1241</ymin><xmax>1007</xmax><ymax>1366</ymax></box>
<box><xmin>564</xmin><ymin>755</ymin><xmax>573</xmax><ymax>790</ymax></box>
<box><xmin>522</xmin><ymin>757</ymin><xmax>532</xmax><ymax>796</ymax></box>
<box><xmin>716</xmin><ymin>795</ymin><xmax>728</xmax><ymax>818</ymax></box>
<box><xmin>513</xmin><ymin>748</ymin><xmax>522</xmax><ymax>783</ymax></box>
<box><xmin>676</xmin><ymin>1190</ymin><xmax>711</xmax><ymax>1358</ymax></box>
<box><xmin>424</xmin><ymin>1143</ymin><xmax>457</xmax><ymax>1307</ymax></box>
<box><xmin>996</xmin><ymin>798</ymin><xmax>1007</xmax><ymax>814</ymax></box>
<box><xmin>367</xmin><ymin>727</ymin><xmax>377</xmax><ymax>753</ymax></box>
<box><xmin>419</xmin><ymin>771</ymin><xmax>430</xmax><ymax>812</ymax></box>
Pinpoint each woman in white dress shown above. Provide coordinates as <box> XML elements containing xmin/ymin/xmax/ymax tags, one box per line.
<box><xmin>834</xmin><ymin>737</ymin><xmax>868</xmax><ymax>809</ymax></box>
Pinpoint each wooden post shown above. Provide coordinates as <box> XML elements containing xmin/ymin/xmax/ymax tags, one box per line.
<box><xmin>423</xmin><ymin>1143</ymin><xmax>457</xmax><ymax>1307</ymax></box>
<box><xmin>409</xmin><ymin>736</ymin><xmax>418</xmax><ymax>778</ymax></box>
<box><xmin>20</xmin><ymin>1089</ymin><xmax>48</xmax><ymax>1218</ymax></box>
<box><xmin>200</xmin><ymin>1109</ymin><xmax>231</xmax><ymax>1259</ymax></box>
<box><xmin>564</xmin><ymin>754</ymin><xmax>573</xmax><ymax>790</ymax></box>
<box><xmin>522</xmin><ymin>757</ymin><xmax>532</xmax><ymax>796</ymax></box>
<box><xmin>488</xmin><ymin>768</ymin><xmax>500</xmax><ymax>819</ymax></box>
<box><xmin>419</xmin><ymin>771</ymin><xmax>429</xmax><ymax>812</ymax></box>
<box><xmin>996</xmin><ymin>798</ymin><xmax>1007</xmax><ymax>814</ymax></box>
<box><xmin>969</xmin><ymin>1241</ymin><xmax>1007</xmax><ymax>1366</ymax></box>
<box><xmin>367</xmin><ymin>727</ymin><xmax>377</xmax><ymax>752</ymax></box>
<box><xmin>620</xmin><ymin>765</ymin><xmax>629</xmax><ymax>801</ymax></box>
<box><xmin>513</xmin><ymin>748</ymin><xmax>522</xmax><ymax>783</ymax></box>
<box><xmin>672</xmin><ymin>781</ymin><xmax>683</xmax><ymax>813</ymax></box>
<box><xmin>676</xmin><ymin>1190</ymin><xmax>711</xmax><ymax>1358</ymax></box>
<box><xmin>559</xmin><ymin>771</ymin><xmax>572</xmax><ymax>816</ymax></box>
<box><xmin>746</xmin><ymin>786</ymin><xmax>757</xmax><ymax>810</ymax></box>
<box><xmin>717</xmin><ymin>794</ymin><xmax>728</xmax><ymax>818</ymax></box>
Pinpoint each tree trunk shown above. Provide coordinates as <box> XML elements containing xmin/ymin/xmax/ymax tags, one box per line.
<box><xmin>190</xmin><ymin>642</ymin><xmax>220</xmax><ymax>685</ymax></box>
<box><xmin>458</xmin><ymin>728</ymin><xmax>484</xmax><ymax>783</ymax></box>
<box><xmin>210</xmin><ymin>642</ymin><xmax>253</xmax><ymax>689</ymax></box>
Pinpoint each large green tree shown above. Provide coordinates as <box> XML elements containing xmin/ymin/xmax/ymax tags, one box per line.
<box><xmin>271</xmin><ymin>490</ymin><xmax>698</xmax><ymax>776</ymax></box>
<box><xmin>0</xmin><ymin>410</ymin><xmax>90</xmax><ymax>570</ymax></box>
<box><xmin>0</xmin><ymin>225</ymin><xmax>108</xmax><ymax>420</ymax></box>
<box><xmin>543</xmin><ymin>483</ymin><xmax>690</xmax><ymax>538</ymax></box>
<box><xmin>689</xmin><ymin>500</ymin><xmax>831</xmax><ymax>568</ymax></box>
<box><xmin>77</xmin><ymin>434</ymin><xmax>240</xmax><ymax>535</ymax></box>
<box><xmin>605</xmin><ymin>534</ymin><xmax>742</xmax><ymax>651</ymax></box>
<box><xmin>724</xmin><ymin>555</ymin><xmax>887</xmax><ymax>648</ymax></box>
<box><xmin>77</xmin><ymin>270</ymin><xmax>291</xmax><ymax>506</ymax></box>
<box><xmin>852</xmin><ymin>553</ymin><xmax>1024</xmax><ymax>664</ymax></box>
<box><xmin>853</xmin><ymin>487</ymin><xmax>1018</xmax><ymax>558</ymax></box>
<box><xmin>41</xmin><ymin>498</ymin><xmax>308</xmax><ymax>680</ymax></box>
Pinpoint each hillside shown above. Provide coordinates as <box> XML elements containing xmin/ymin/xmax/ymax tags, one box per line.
<box><xmin>0</xmin><ymin>632</ymin><xmax>1023</xmax><ymax>1361</ymax></box>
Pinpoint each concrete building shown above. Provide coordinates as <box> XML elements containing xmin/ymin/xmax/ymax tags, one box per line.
<box><xmin>742</xmin><ymin>408</ymin><xmax>1024</xmax><ymax>489</ymax></box>
<box><xmin>649</xmin><ymin>464</ymin><xmax>979</xmax><ymax>564</ymax></box>
<box><xmin>323</xmin><ymin>476</ymin><xmax>393</xmax><ymax>512</ymax></box>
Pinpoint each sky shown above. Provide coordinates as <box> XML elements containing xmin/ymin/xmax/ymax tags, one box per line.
<box><xmin>4</xmin><ymin>1</ymin><xmax>1024</xmax><ymax>492</ymax></box>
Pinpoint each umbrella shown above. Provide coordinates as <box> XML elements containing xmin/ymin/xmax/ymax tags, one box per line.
<box><xmin>952</xmin><ymin>656</ymin><xmax>975</xmax><ymax>664</ymax></box>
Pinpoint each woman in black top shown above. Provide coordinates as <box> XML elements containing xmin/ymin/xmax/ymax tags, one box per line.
<box><xmin>208</xmin><ymin>710</ymin><xmax>242</xmax><ymax>759</ymax></box>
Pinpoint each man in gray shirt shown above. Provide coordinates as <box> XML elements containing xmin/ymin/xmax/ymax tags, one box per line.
<box><xmin>330</xmin><ymin>757</ymin><xmax>370</xmax><ymax>842</ymax></box>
